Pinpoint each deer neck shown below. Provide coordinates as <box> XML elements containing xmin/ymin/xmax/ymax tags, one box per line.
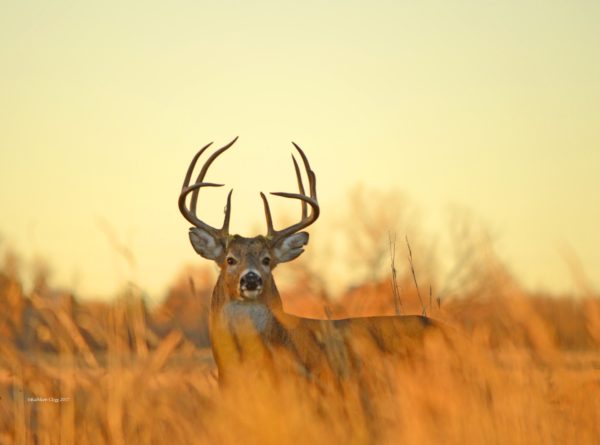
<box><xmin>209</xmin><ymin>274</ymin><xmax>292</xmax><ymax>380</ymax></box>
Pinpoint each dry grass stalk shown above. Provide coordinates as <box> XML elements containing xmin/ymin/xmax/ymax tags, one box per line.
<box><xmin>388</xmin><ymin>232</ymin><xmax>403</xmax><ymax>315</ymax></box>
<box><xmin>406</xmin><ymin>235</ymin><xmax>427</xmax><ymax>316</ymax></box>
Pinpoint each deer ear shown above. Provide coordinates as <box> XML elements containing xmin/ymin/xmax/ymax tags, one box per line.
<box><xmin>189</xmin><ymin>228</ymin><xmax>224</xmax><ymax>261</ymax></box>
<box><xmin>273</xmin><ymin>232</ymin><xmax>309</xmax><ymax>264</ymax></box>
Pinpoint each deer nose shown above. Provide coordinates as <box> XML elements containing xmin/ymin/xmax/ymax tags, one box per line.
<box><xmin>240</xmin><ymin>271</ymin><xmax>262</xmax><ymax>291</ymax></box>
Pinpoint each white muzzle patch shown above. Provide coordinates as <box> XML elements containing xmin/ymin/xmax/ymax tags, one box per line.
<box><xmin>240</xmin><ymin>288</ymin><xmax>262</xmax><ymax>300</ymax></box>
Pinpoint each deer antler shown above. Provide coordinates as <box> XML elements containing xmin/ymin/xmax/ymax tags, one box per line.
<box><xmin>178</xmin><ymin>137</ymin><xmax>238</xmax><ymax>239</ymax></box>
<box><xmin>260</xmin><ymin>142</ymin><xmax>320</xmax><ymax>244</ymax></box>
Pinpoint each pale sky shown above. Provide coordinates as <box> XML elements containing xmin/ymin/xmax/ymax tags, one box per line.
<box><xmin>1</xmin><ymin>1</ymin><xmax>599</xmax><ymax>300</ymax></box>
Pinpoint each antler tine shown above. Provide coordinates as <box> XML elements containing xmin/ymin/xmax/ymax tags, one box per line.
<box><xmin>292</xmin><ymin>155</ymin><xmax>307</xmax><ymax>219</ymax></box>
<box><xmin>262</xmin><ymin>142</ymin><xmax>320</xmax><ymax>243</ymax></box>
<box><xmin>191</xmin><ymin>136</ymin><xmax>238</xmax><ymax>214</ymax></box>
<box><xmin>293</xmin><ymin>141</ymin><xmax>318</xmax><ymax>200</ymax></box>
<box><xmin>179</xmin><ymin>138</ymin><xmax>238</xmax><ymax>237</ymax></box>
<box><xmin>182</xmin><ymin>142</ymin><xmax>213</xmax><ymax>190</ymax></box>
<box><xmin>222</xmin><ymin>189</ymin><xmax>233</xmax><ymax>233</ymax></box>
<box><xmin>260</xmin><ymin>192</ymin><xmax>275</xmax><ymax>234</ymax></box>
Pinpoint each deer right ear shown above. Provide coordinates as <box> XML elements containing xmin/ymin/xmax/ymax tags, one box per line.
<box><xmin>189</xmin><ymin>228</ymin><xmax>224</xmax><ymax>261</ymax></box>
<box><xmin>273</xmin><ymin>232</ymin><xmax>309</xmax><ymax>264</ymax></box>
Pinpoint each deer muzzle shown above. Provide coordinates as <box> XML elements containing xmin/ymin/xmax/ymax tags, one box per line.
<box><xmin>240</xmin><ymin>271</ymin><xmax>263</xmax><ymax>300</ymax></box>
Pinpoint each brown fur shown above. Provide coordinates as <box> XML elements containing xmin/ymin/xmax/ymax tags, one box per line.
<box><xmin>207</xmin><ymin>236</ymin><xmax>446</xmax><ymax>385</ymax></box>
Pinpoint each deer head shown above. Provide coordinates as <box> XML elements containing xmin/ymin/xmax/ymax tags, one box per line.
<box><xmin>178</xmin><ymin>138</ymin><xmax>320</xmax><ymax>305</ymax></box>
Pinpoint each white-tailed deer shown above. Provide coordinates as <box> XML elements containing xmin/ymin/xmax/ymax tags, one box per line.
<box><xmin>179</xmin><ymin>138</ymin><xmax>445</xmax><ymax>384</ymax></box>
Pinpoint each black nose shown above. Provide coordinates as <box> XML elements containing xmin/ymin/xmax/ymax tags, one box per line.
<box><xmin>240</xmin><ymin>272</ymin><xmax>262</xmax><ymax>291</ymax></box>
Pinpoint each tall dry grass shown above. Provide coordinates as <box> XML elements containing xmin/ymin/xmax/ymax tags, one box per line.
<box><xmin>1</xmin><ymin>199</ymin><xmax>599</xmax><ymax>445</ymax></box>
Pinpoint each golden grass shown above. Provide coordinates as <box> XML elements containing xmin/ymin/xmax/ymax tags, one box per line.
<box><xmin>1</xmin><ymin>251</ymin><xmax>599</xmax><ymax>444</ymax></box>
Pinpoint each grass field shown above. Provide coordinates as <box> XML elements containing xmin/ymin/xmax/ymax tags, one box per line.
<box><xmin>1</xmin><ymin>247</ymin><xmax>599</xmax><ymax>445</ymax></box>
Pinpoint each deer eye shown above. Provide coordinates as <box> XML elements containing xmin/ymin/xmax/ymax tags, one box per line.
<box><xmin>226</xmin><ymin>257</ymin><xmax>237</xmax><ymax>266</ymax></box>
<box><xmin>262</xmin><ymin>257</ymin><xmax>271</xmax><ymax>266</ymax></box>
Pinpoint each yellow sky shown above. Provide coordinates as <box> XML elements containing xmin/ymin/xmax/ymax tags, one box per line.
<box><xmin>1</xmin><ymin>1</ymin><xmax>599</xmax><ymax>299</ymax></box>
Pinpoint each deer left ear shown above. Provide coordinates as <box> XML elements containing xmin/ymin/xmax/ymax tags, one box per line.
<box><xmin>273</xmin><ymin>232</ymin><xmax>309</xmax><ymax>264</ymax></box>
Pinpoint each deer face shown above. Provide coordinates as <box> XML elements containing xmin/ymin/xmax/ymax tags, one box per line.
<box><xmin>179</xmin><ymin>138</ymin><xmax>319</xmax><ymax>302</ymax></box>
<box><xmin>188</xmin><ymin>230</ymin><xmax>309</xmax><ymax>301</ymax></box>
